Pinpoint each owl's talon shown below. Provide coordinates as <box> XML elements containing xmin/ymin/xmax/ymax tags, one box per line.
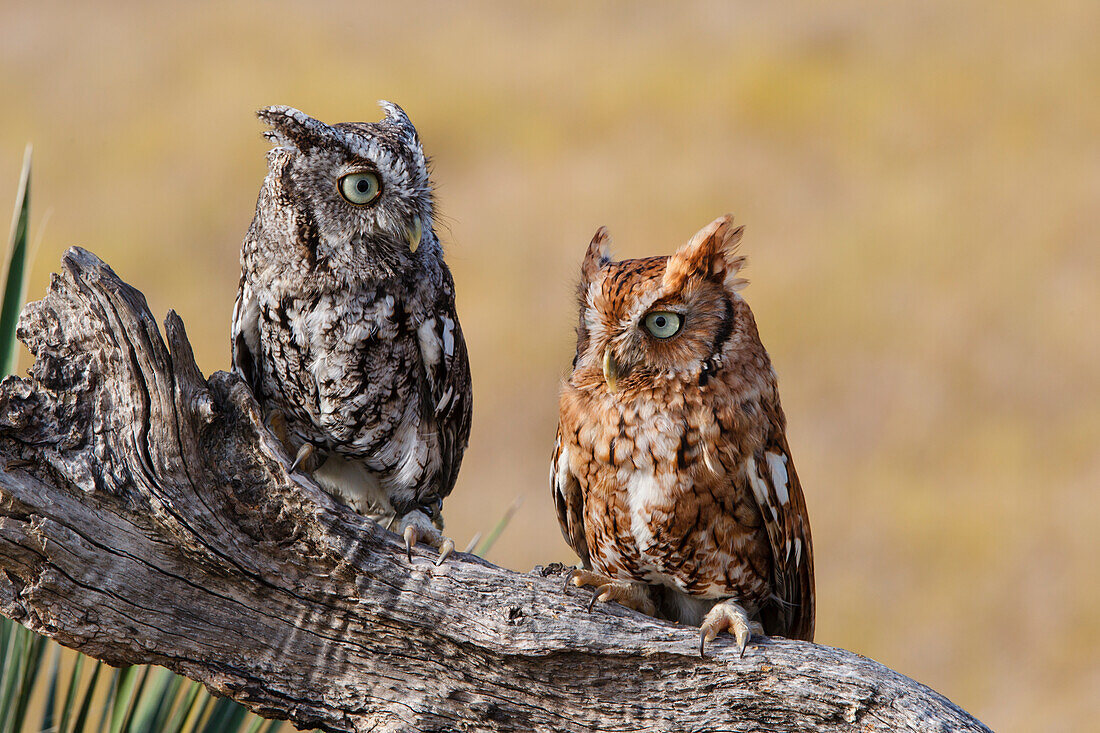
<box><xmin>289</xmin><ymin>442</ymin><xmax>315</xmax><ymax>473</ymax></box>
<box><xmin>563</xmin><ymin>568</ymin><xmax>578</xmax><ymax>593</ymax></box>
<box><xmin>396</xmin><ymin>511</ymin><xmax>454</xmax><ymax>565</ymax></box>
<box><xmin>587</xmin><ymin>586</ymin><xmax>604</xmax><ymax>612</ymax></box>
<box><xmin>435</xmin><ymin>538</ymin><xmax>455</xmax><ymax>566</ymax></box>
<box><xmin>403</xmin><ymin>525</ymin><xmax>418</xmax><ymax>563</ymax></box>
<box><xmin>699</xmin><ymin>599</ymin><xmax>763</xmax><ymax>658</ymax></box>
<box><xmin>566</xmin><ymin>570</ymin><xmax>655</xmax><ymax>616</ymax></box>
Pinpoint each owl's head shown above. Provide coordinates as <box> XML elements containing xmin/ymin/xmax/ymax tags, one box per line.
<box><xmin>253</xmin><ymin>102</ymin><xmax>435</xmax><ymax>280</ymax></box>
<box><xmin>572</xmin><ymin>215</ymin><xmax>763</xmax><ymax>394</ymax></box>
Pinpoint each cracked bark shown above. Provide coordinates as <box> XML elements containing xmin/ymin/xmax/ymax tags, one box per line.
<box><xmin>0</xmin><ymin>247</ymin><xmax>990</xmax><ymax>732</ymax></box>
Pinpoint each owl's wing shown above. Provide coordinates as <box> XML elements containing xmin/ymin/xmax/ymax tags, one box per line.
<box><xmin>747</xmin><ymin>429</ymin><xmax>816</xmax><ymax>642</ymax></box>
<box><xmin>551</xmin><ymin>427</ymin><xmax>591</xmax><ymax>568</ymax></box>
<box><xmin>418</xmin><ymin>286</ymin><xmax>473</xmax><ymax>504</ymax></box>
<box><xmin>230</xmin><ymin>275</ymin><xmax>263</xmax><ymax>397</ymax></box>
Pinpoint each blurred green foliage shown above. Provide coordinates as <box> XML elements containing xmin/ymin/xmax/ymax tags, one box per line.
<box><xmin>0</xmin><ymin>147</ymin><xmax>30</xmax><ymax>377</ymax></box>
<box><xmin>0</xmin><ymin>155</ymin><xmax>283</xmax><ymax>733</ymax></box>
<box><xmin>0</xmin><ymin>2</ymin><xmax>1097</xmax><ymax>731</ymax></box>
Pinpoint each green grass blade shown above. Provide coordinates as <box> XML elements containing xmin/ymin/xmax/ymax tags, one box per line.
<box><xmin>115</xmin><ymin>665</ymin><xmax>150</xmax><ymax>733</ymax></box>
<box><xmin>1</xmin><ymin>144</ymin><xmax>32</xmax><ymax>377</ymax></box>
<box><xmin>475</xmin><ymin>496</ymin><xmax>523</xmax><ymax>557</ymax></box>
<box><xmin>70</xmin><ymin>660</ymin><xmax>104</xmax><ymax>733</ymax></box>
<box><xmin>57</xmin><ymin>652</ymin><xmax>86</xmax><ymax>733</ymax></box>
<box><xmin>107</xmin><ymin>665</ymin><xmax>138</xmax><ymax>733</ymax></box>
<box><xmin>149</xmin><ymin>671</ymin><xmax>187</xmax><ymax>733</ymax></box>
<box><xmin>0</xmin><ymin>618</ymin><xmax>11</xmax><ymax>685</ymax></box>
<box><xmin>183</xmin><ymin>692</ymin><xmax>216</xmax><ymax>733</ymax></box>
<box><xmin>129</xmin><ymin>667</ymin><xmax>180</xmax><ymax>733</ymax></box>
<box><xmin>0</xmin><ymin>621</ymin><xmax>13</xmax><ymax>732</ymax></box>
<box><xmin>258</xmin><ymin>720</ymin><xmax>282</xmax><ymax>733</ymax></box>
<box><xmin>41</xmin><ymin>644</ymin><xmax>62</xmax><ymax>732</ymax></box>
<box><xmin>94</xmin><ymin>666</ymin><xmax>123</xmax><ymax>733</ymax></box>
<box><xmin>0</xmin><ymin>622</ymin><xmax>26</xmax><ymax>733</ymax></box>
<box><xmin>242</xmin><ymin>716</ymin><xmax>266</xmax><ymax>733</ymax></box>
<box><xmin>162</xmin><ymin>681</ymin><xmax>203</xmax><ymax>733</ymax></box>
<box><xmin>9</xmin><ymin>627</ymin><xmax>48</xmax><ymax>731</ymax></box>
<box><xmin>199</xmin><ymin>698</ymin><xmax>248</xmax><ymax>733</ymax></box>
<box><xmin>104</xmin><ymin>667</ymin><xmax>128</xmax><ymax>733</ymax></box>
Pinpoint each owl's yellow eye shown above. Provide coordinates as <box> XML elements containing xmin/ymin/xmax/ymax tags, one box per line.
<box><xmin>644</xmin><ymin>311</ymin><xmax>683</xmax><ymax>339</ymax></box>
<box><xmin>338</xmin><ymin>171</ymin><xmax>382</xmax><ymax>205</ymax></box>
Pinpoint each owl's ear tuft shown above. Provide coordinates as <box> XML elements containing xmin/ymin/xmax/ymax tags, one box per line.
<box><xmin>663</xmin><ymin>215</ymin><xmax>747</xmax><ymax>293</ymax></box>
<box><xmin>378</xmin><ymin>100</ymin><xmax>429</xmax><ymax>182</ymax></box>
<box><xmin>257</xmin><ymin>106</ymin><xmax>331</xmax><ymax>152</ymax></box>
<box><xmin>379</xmin><ymin>101</ymin><xmax>422</xmax><ymax>148</ymax></box>
<box><xmin>581</xmin><ymin>227</ymin><xmax>613</xmax><ymax>284</ymax></box>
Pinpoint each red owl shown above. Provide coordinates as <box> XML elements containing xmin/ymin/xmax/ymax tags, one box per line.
<box><xmin>552</xmin><ymin>215</ymin><xmax>815</xmax><ymax>655</ymax></box>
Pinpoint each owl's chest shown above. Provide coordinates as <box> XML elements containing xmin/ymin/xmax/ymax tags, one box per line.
<box><xmin>257</xmin><ymin>290</ymin><xmax>422</xmax><ymax>446</ymax></box>
<box><xmin>566</xmin><ymin>390</ymin><xmax>770</xmax><ymax>601</ymax></box>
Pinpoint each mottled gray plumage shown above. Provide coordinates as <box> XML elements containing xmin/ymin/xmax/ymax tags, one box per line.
<box><xmin>231</xmin><ymin>103</ymin><xmax>472</xmax><ymax>555</ymax></box>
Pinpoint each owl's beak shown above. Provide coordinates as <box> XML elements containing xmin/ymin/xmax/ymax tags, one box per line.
<box><xmin>603</xmin><ymin>346</ymin><xmax>621</xmax><ymax>393</ymax></box>
<box><xmin>407</xmin><ymin>216</ymin><xmax>423</xmax><ymax>254</ymax></box>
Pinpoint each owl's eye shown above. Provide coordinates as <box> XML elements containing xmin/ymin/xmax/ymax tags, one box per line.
<box><xmin>643</xmin><ymin>311</ymin><xmax>683</xmax><ymax>339</ymax></box>
<box><xmin>338</xmin><ymin>171</ymin><xmax>382</xmax><ymax>205</ymax></box>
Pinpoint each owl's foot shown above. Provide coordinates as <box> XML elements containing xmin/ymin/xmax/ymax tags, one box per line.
<box><xmin>395</xmin><ymin>510</ymin><xmax>455</xmax><ymax>566</ymax></box>
<box><xmin>699</xmin><ymin>599</ymin><xmax>764</xmax><ymax>658</ymax></box>
<box><xmin>566</xmin><ymin>569</ymin><xmax>656</xmax><ymax>616</ymax></box>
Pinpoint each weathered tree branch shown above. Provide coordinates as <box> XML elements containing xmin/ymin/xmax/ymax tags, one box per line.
<box><xmin>0</xmin><ymin>248</ymin><xmax>990</xmax><ymax>732</ymax></box>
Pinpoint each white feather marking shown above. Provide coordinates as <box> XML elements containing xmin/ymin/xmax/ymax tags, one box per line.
<box><xmin>625</xmin><ymin>469</ymin><xmax>663</xmax><ymax>553</ymax></box>
<box><xmin>555</xmin><ymin>443</ymin><xmax>571</xmax><ymax>499</ymax></box>
<box><xmin>441</xmin><ymin>316</ymin><xmax>455</xmax><ymax>358</ymax></box>
<box><xmin>435</xmin><ymin>386</ymin><xmax>453</xmax><ymax>413</ymax></box>
<box><xmin>231</xmin><ymin>281</ymin><xmax>261</xmax><ymax>372</ymax></box>
<box><xmin>549</xmin><ymin>437</ymin><xmax>560</xmax><ymax>493</ymax></box>
<box><xmin>582</xmin><ymin>282</ymin><xmax>605</xmax><ymax>344</ymax></box>
<box><xmin>745</xmin><ymin>455</ymin><xmax>778</xmax><ymax>522</ymax></box>
<box><xmin>344</xmin><ymin>321</ymin><xmax>375</xmax><ymax>345</ymax></box>
<box><xmin>417</xmin><ymin>317</ymin><xmax>442</xmax><ymax>368</ymax></box>
<box><xmin>766</xmin><ymin>451</ymin><xmax>790</xmax><ymax>506</ymax></box>
<box><xmin>700</xmin><ymin>440</ymin><xmax>718</xmax><ymax>476</ymax></box>
<box><xmin>387</xmin><ymin>413</ymin><xmax>426</xmax><ymax>490</ymax></box>
<box><xmin>623</xmin><ymin>286</ymin><xmax>667</xmax><ymax>328</ymax></box>
<box><xmin>793</xmin><ymin>537</ymin><xmax>802</xmax><ymax>565</ymax></box>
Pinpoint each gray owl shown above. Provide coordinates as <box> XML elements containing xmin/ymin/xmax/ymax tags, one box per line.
<box><xmin>231</xmin><ymin>102</ymin><xmax>472</xmax><ymax>563</ymax></box>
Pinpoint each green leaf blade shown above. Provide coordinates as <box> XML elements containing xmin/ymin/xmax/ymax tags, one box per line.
<box><xmin>0</xmin><ymin>144</ymin><xmax>32</xmax><ymax>378</ymax></box>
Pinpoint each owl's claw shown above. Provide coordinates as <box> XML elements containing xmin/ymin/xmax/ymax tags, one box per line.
<box><xmin>566</xmin><ymin>569</ymin><xmax>656</xmax><ymax>616</ymax></box>
<box><xmin>587</xmin><ymin>586</ymin><xmax>604</xmax><ymax>613</ymax></box>
<box><xmin>403</xmin><ymin>525</ymin><xmax>418</xmax><ymax>563</ymax></box>
<box><xmin>435</xmin><ymin>538</ymin><xmax>455</xmax><ymax>566</ymax></box>
<box><xmin>563</xmin><ymin>567</ymin><xmax>578</xmax><ymax>593</ymax></box>
<box><xmin>289</xmin><ymin>442</ymin><xmax>315</xmax><ymax>473</ymax></box>
<box><xmin>699</xmin><ymin>599</ymin><xmax>764</xmax><ymax>658</ymax></box>
<box><xmin>397</xmin><ymin>510</ymin><xmax>454</xmax><ymax>566</ymax></box>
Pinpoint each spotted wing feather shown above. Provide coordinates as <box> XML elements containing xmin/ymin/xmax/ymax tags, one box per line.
<box><xmin>230</xmin><ymin>274</ymin><xmax>262</xmax><ymax>397</ymax></box>
<box><xmin>748</xmin><ymin>427</ymin><xmax>815</xmax><ymax>641</ymax></box>
<box><xmin>551</xmin><ymin>427</ymin><xmax>590</xmax><ymax>569</ymax></box>
<box><xmin>416</xmin><ymin>275</ymin><xmax>472</xmax><ymax>508</ymax></box>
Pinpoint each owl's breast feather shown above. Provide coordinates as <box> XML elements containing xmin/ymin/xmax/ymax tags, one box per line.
<box><xmin>567</xmin><ymin>378</ymin><xmax>771</xmax><ymax>602</ymax></box>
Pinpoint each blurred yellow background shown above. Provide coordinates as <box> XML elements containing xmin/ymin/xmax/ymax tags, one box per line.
<box><xmin>2</xmin><ymin>1</ymin><xmax>1097</xmax><ymax>730</ymax></box>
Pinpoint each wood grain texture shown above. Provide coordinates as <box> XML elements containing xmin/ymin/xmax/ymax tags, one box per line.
<box><xmin>0</xmin><ymin>248</ymin><xmax>991</xmax><ymax>732</ymax></box>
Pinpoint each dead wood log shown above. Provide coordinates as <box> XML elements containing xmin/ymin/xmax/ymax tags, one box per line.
<box><xmin>0</xmin><ymin>247</ymin><xmax>991</xmax><ymax>732</ymax></box>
